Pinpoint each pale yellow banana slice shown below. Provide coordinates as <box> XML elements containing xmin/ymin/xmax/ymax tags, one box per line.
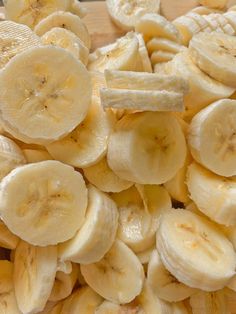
<box><xmin>80</xmin><ymin>240</ymin><xmax>145</xmax><ymax>304</ymax></box>
<box><xmin>3</xmin><ymin>0</ymin><xmax>71</xmax><ymax>29</ymax></box>
<box><xmin>83</xmin><ymin>157</ymin><xmax>133</xmax><ymax>193</ymax></box>
<box><xmin>135</xmin><ymin>13</ymin><xmax>181</xmax><ymax>43</ymax></box>
<box><xmin>69</xmin><ymin>0</ymin><xmax>88</xmax><ymax>18</ymax></box>
<box><xmin>189</xmin><ymin>32</ymin><xmax>236</xmax><ymax>88</ymax></box>
<box><xmin>112</xmin><ymin>185</ymin><xmax>171</xmax><ymax>252</ymax></box>
<box><xmin>147</xmin><ymin>249</ymin><xmax>196</xmax><ymax>302</ymax></box>
<box><xmin>59</xmin><ymin>185</ymin><xmax>118</xmax><ymax>264</ymax></box>
<box><xmin>14</xmin><ymin>241</ymin><xmax>57</xmax><ymax>314</ymax></box>
<box><xmin>106</xmin><ymin>0</ymin><xmax>160</xmax><ymax>31</ymax></box>
<box><xmin>135</xmin><ymin>33</ymin><xmax>152</xmax><ymax>72</ymax></box>
<box><xmin>0</xmin><ymin>221</ymin><xmax>19</xmax><ymax>250</ymax></box>
<box><xmin>0</xmin><ymin>21</ymin><xmax>41</xmax><ymax>69</ymax></box>
<box><xmin>147</xmin><ymin>38</ymin><xmax>185</xmax><ymax>54</ymax></box>
<box><xmin>0</xmin><ymin>291</ymin><xmax>21</xmax><ymax>314</ymax></box>
<box><xmin>157</xmin><ymin>209</ymin><xmax>236</xmax><ymax>291</ymax></box>
<box><xmin>154</xmin><ymin>62</ymin><xmax>170</xmax><ymax>74</ymax></box>
<box><xmin>49</xmin><ymin>263</ymin><xmax>78</xmax><ymax>302</ymax></box>
<box><xmin>0</xmin><ymin>160</ymin><xmax>87</xmax><ymax>246</ymax></box>
<box><xmin>224</xmin><ymin>11</ymin><xmax>236</xmax><ymax>32</ymax></box>
<box><xmin>0</xmin><ymin>260</ymin><xmax>13</xmax><ymax>294</ymax></box>
<box><xmin>0</xmin><ymin>46</ymin><xmax>91</xmax><ymax>145</ymax></box>
<box><xmin>23</xmin><ymin>148</ymin><xmax>53</xmax><ymax>163</ymax></box>
<box><xmin>41</xmin><ymin>27</ymin><xmax>89</xmax><ymax>65</ymax></box>
<box><xmin>34</xmin><ymin>11</ymin><xmax>91</xmax><ymax>49</ymax></box>
<box><xmin>88</xmin><ymin>32</ymin><xmax>139</xmax><ymax>72</ymax></box>
<box><xmin>150</xmin><ymin>51</ymin><xmax>176</xmax><ymax>64</ymax></box>
<box><xmin>188</xmin><ymin>99</ymin><xmax>236</xmax><ymax>176</ymax></box>
<box><xmin>186</xmin><ymin>12</ymin><xmax>209</xmax><ymax>30</ymax></box>
<box><xmin>173</xmin><ymin>16</ymin><xmax>201</xmax><ymax>45</ymax></box>
<box><xmin>214</xmin><ymin>13</ymin><xmax>235</xmax><ymax>34</ymax></box>
<box><xmin>46</xmin><ymin>97</ymin><xmax>114</xmax><ymax>168</ymax></box>
<box><xmin>199</xmin><ymin>0</ymin><xmax>228</xmax><ymax>9</ymax></box>
<box><xmin>107</xmin><ymin>112</ymin><xmax>186</xmax><ymax>184</ymax></box>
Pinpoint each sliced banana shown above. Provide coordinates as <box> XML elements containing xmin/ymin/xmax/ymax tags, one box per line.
<box><xmin>41</xmin><ymin>27</ymin><xmax>89</xmax><ymax>65</ymax></box>
<box><xmin>0</xmin><ymin>21</ymin><xmax>41</xmax><ymax>69</ymax></box>
<box><xmin>69</xmin><ymin>0</ymin><xmax>88</xmax><ymax>18</ymax></box>
<box><xmin>106</xmin><ymin>0</ymin><xmax>160</xmax><ymax>31</ymax></box>
<box><xmin>34</xmin><ymin>11</ymin><xmax>91</xmax><ymax>49</ymax></box>
<box><xmin>107</xmin><ymin>112</ymin><xmax>186</xmax><ymax>184</ymax></box>
<box><xmin>14</xmin><ymin>240</ymin><xmax>57</xmax><ymax>314</ymax></box>
<box><xmin>135</xmin><ymin>13</ymin><xmax>181</xmax><ymax>43</ymax></box>
<box><xmin>150</xmin><ymin>50</ymin><xmax>176</xmax><ymax>64</ymax></box>
<box><xmin>90</xmin><ymin>71</ymin><xmax>106</xmax><ymax>99</ymax></box>
<box><xmin>157</xmin><ymin>209</ymin><xmax>236</xmax><ymax>291</ymax></box>
<box><xmin>173</xmin><ymin>16</ymin><xmax>201</xmax><ymax>45</ymax></box>
<box><xmin>23</xmin><ymin>148</ymin><xmax>53</xmax><ymax>163</ymax></box>
<box><xmin>59</xmin><ymin>185</ymin><xmax>118</xmax><ymax>264</ymax></box>
<box><xmin>147</xmin><ymin>249</ymin><xmax>196</xmax><ymax>302</ymax></box>
<box><xmin>224</xmin><ymin>11</ymin><xmax>236</xmax><ymax>32</ymax></box>
<box><xmin>83</xmin><ymin>157</ymin><xmax>133</xmax><ymax>193</ymax></box>
<box><xmin>135</xmin><ymin>33</ymin><xmax>152</xmax><ymax>72</ymax></box>
<box><xmin>80</xmin><ymin>239</ymin><xmax>145</xmax><ymax>304</ymax></box>
<box><xmin>112</xmin><ymin>185</ymin><xmax>171</xmax><ymax>252</ymax></box>
<box><xmin>46</xmin><ymin>97</ymin><xmax>114</xmax><ymax>168</ymax></box>
<box><xmin>203</xmin><ymin>14</ymin><xmax>223</xmax><ymax>31</ymax></box>
<box><xmin>0</xmin><ymin>291</ymin><xmax>21</xmax><ymax>314</ymax></box>
<box><xmin>0</xmin><ymin>221</ymin><xmax>19</xmax><ymax>250</ymax></box>
<box><xmin>191</xmin><ymin>6</ymin><xmax>224</xmax><ymax>15</ymax></box>
<box><xmin>199</xmin><ymin>0</ymin><xmax>228</xmax><ymax>9</ymax></box>
<box><xmin>147</xmin><ymin>38</ymin><xmax>185</xmax><ymax>54</ymax></box>
<box><xmin>0</xmin><ymin>260</ymin><xmax>13</xmax><ymax>294</ymax></box>
<box><xmin>189</xmin><ymin>32</ymin><xmax>236</xmax><ymax>88</ymax></box>
<box><xmin>0</xmin><ymin>160</ymin><xmax>88</xmax><ymax>246</ymax></box>
<box><xmin>186</xmin><ymin>12</ymin><xmax>209</xmax><ymax>30</ymax></box>
<box><xmin>3</xmin><ymin>0</ymin><xmax>71</xmax><ymax>29</ymax></box>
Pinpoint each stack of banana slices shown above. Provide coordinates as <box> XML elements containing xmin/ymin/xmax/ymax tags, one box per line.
<box><xmin>0</xmin><ymin>0</ymin><xmax>235</xmax><ymax>313</ymax></box>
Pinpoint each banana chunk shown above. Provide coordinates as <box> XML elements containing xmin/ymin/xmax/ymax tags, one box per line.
<box><xmin>0</xmin><ymin>160</ymin><xmax>88</xmax><ymax>246</ymax></box>
<box><xmin>0</xmin><ymin>46</ymin><xmax>91</xmax><ymax>145</ymax></box>
<box><xmin>157</xmin><ymin>209</ymin><xmax>236</xmax><ymax>291</ymax></box>
<box><xmin>80</xmin><ymin>240</ymin><xmax>145</xmax><ymax>304</ymax></box>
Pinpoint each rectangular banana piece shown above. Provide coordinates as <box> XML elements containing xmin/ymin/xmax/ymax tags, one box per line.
<box><xmin>100</xmin><ymin>88</ymin><xmax>184</xmax><ymax>112</ymax></box>
<box><xmin>104</xmin><ymin>70</ymin><xmax>189</xmax><ymax>94</ymax></box>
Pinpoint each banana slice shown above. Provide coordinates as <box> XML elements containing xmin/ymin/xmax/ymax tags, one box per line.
<box><xmin>147</xmin><ymin>38</ymin><xmax>185</xmax><ymax>54</ymax></box>
<box><xmin>59</xmin><ymin>185</ymin><xmax>118</xmax><ymax>264</ymax></box>
<box><xmin>173</xmin><ymin>16</ymin><xmax>201</xmax><ymax>45</ymax></box>
<box><xmin>106</xmin><ymin>0</ymin><xmax>160</xmax><ymax>31</ymax></box>
<box><xmin>83</xmin><ymin>157</ymin><xmax>133</xmax><ymax>193</ymax></box>
<box><xmin>224</xmin><ymin>11</ymin><xmax>236</xmax><ymax>32</ymax></box>
<box><xmin>0</xmin><ymin>46</ymin><xmax>91</xmax><ymax>145</ymax></box>
<box><xmin>190</xmin><ymin>290</ymin><xmax>229</xmax><ymax>314</ymax></box>
<box><xmin>112</xmin><ymin>185</ymin><xmax>171</xmax><ymax>252</ymax></box>
<box><xmin>157</xmin><ymin>209</ymin><xmax>236</xmax><ymax>291</ymax></box>
<box><xmin>14</xmin><ymin>240</ymin><xmax>57</xmax><ymax>314</ymax></box>
<box><xmin>203</xmin><ymin>14</ymin><xmax>223</xmax><ymax>31</ymax></box>
<box><xmin>88</xmin><ymin>32</ymin><xmax>139</xmax><ymax>72</ymax></box>
<box><xmin>49</xmin><ymin>263</ymin><xmax>78</xmax><ymax>302</ymax></box>
<box><xmin>135</xmin><ymin>33</ymin><xmax>152</xmax><ymax>72</ymax></box>
<box><xmin>46</xmin><ymin>97</ymin><xmax>114</xmax><ymax>168</ymax></box>
<box><xmin>186</xmin><ymin>12</ymin><xmax>209</xmax><ymax>30</ymax></box>
<box><xmin>80</xmin><ymin>240</ymin><xmax>145</xmax><ymax>304</ymax></box>
<box><xmin>0</xmin><ymin>260</ymin><xmax>13</xmax><ymax>294</ymax></box>
<box><xmin>0</xmin><ymin>160</ymin><xmax>88</xmax><ymax>246</ymax></box>
<box><xmin>154</xmin><ymin>62</ymin><xmax>170</xmax><ymax>74</ymax></box>
<box><xmin>41</xmin><ymin>27</ymin><xmax>89</xmax><ymax>65</ymax></box>
<box><xmin>188</xmin><ymin>99</ymin><xmax>236</xmax><ymax>176</ymax></box>
<box><xmin>90</xmin><ymin>71</ymin><xmax>106</xmax><ymax>99</ymax></box>
<box><xmin>189</xmin><ymin>32</ymin><xmax>236</xmax><ymax>88</ymax></box>
<box><xmin>23</xmin><ymin>148</ymin><xmax>53</xmax><ymax>163</ymax></box>
<box><xmin>0</xmin><ymin>221</ymin><xmax>19</xmax><ymax>250</ymax></box>
<box><xmin>147</xmin><ymin>249</ymin><xmax>196</xmax><ymax>302</ymax></box>
<box><xmin>214</xmin><ymin>13</ymin><xmax>235</xmax><ymax>34</ymax></box>
<box><xmin>187</xmin><ymin>162</ymin><xmax>236</xmax><ymax>226</ymax></box>
<box><xmin>0</xmin><ymin>291</ymin><xmax>21</xmax><ymax>314</ymax></box>
<box><xmin>69</xmin><ymin>0</ymin><xmax>88</xmax><ymax>18</ymax></box>
<box><xmin>107</xmin><ymin>112</ymin><xmax>186</xmax><ymax>184</ymax></box>
<box><xmin>135</xmin><ymin>13</ymin><xmax>181</xmax><ymax>43</ymax></box>
<box><xmin>199</xmin><ymin>0</ymin><xmax>228</xmax><ymax>9</ymax></box>
<box><xmin>0</xmin><ymin>21</ymin><xmax>41</xmax><ymax>69</ymax></box>
<box><xmin>3</xmin><ymin>0</ymin><xmax>71</xmax><ymax>29</ymax></box>
<box><xmin>150</xmin><ymin>51</ymin><xmax>176</xmax><ymax>64</ymax></box>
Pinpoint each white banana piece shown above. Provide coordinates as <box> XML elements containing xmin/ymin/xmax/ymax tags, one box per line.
<box><xmin>3</xmin><ymin>0</ymin><xmax>71</xmax><ymax>29</ymax></box>
<box><xmin>0</xmin><ymin>21</ymin><xmax>41</xmax><ymax>69</ymax></box>
<box><xmin>34</xmin><ymin>11</ymin><xmax>91</xmax><ymax>49</ymax></box>
<box><xmin>107</xmin><ymin>111</ymin><xmax>187</xmax><ymax>184</ymax></box>
<box><xmin>0</xmin><ymin>160</ymin><xmax>88</xmax><ymax>246</ymax></box>
<box><xmin>80</xmin><ymin>239</ymin><xmax>145</xmax><ymax>304</ymax></box>
<box><xmin>154</xmin><ymin>62</ymin><xmax>170</xmax><ymax>74</ymax></box>
<box><xmin>69</xmin><ymin>0</ymin><xmax>88</xmax><ymax>18</ymax></box>
<box><xmin>189</xmin><ymin>32</ymin><xmax>236</xmax><ymax>88</ymax></box>
<box><xmin>146</xmin><ymin>38</ymin><xmax>185</xmax><ymax>54</ymax></box>
<box><xmin>0</xmin><ymin>221</ymin><xmax>19</xmax><ymax>250</ymax></box>
<box><xmin>41</xmin><ymin>27</ymin><xmax>89</xmax><ymax>65</ymax></box>
<box><xmin>173</xmin><ymin>16</ymin><xmax>201</xmax><ymax>45</ymax></box>
<box><xmin>106</xmin><ymin>0</ymin><xmax>160</xmax><ymax>31</ymax></box>
<box><xmin>147</xmin><ymin>249</ymin><xmax>197</xmax><ymax>302</ymax></box>
<box><xmin>0</xmin><ymin>260</ymin><xmax>13</xmax><ymax>294</ymax></box>
<box><xmin>59</xmin><ymin>185</ymin><xmax>118</xmax><ymax>264</ymax></box>
<box><xmin>199</xmin><ymin>0</ymin><xmax>228</xmax><ymax>9</ymax></box>
<box><xmin>0</xmin><ymin>291</ymin><xmax>21</xmax><ymax>314</ymax></box>
<box><xmin>150</xmin><ymin>50</ymin><xmax>176</xmax><ymax>64</ymax></box>
<box><xmin>0</xmin><ymin>46</ymin><xmax>91</xmax><ymax>145</ymax></box>
<box><xmin>157</xmin><ymin>209</ymin><xmax>236</xmax><ymax>291</ymax></box>
<box><xmin>14</xmin><ymin>240</ymin><xmax>57</xmax><ymax>314</ymax></box>
<box><xmin>46</xmin><ymin>97</ymin><xmax>114</xmax><ymax>168</ymax></box>
<box><xmin>23</xmin><ymin>148</ymin><xmax>53</xmax><ymax>163</ymax></box>
<box><xmin>112</xmin><ymin>185</ymin><xmax>171</xmax><ymax>252</ymax></box>
<box><xmin>135</xmin><ymin>33</ymin><xmax>152</xmax><ymax>72</ymax></box>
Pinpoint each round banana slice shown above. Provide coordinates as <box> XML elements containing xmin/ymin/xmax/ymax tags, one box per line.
<box><xmin>187</xmin><ymin>162</ymin><xmax>236</xmax><ymax>226</ymax></box>
<box><xmin>41</xmin><ymin>27</ymin><xmax>89</xmax><ymax>65</ymax></box>
<box><xmin>58</xmin><ymin>185</ymin><xmax>119</xmax><ymax>264</ymax></box>
<box><xmin>135</xmin><ymin>13</ymin><xmax>181</xmax><ymax>43</ymax></box>
<box><xmin>188</xmin><ymin>99</ymin><xmax>236</xmax><ymax>177</ymax></box>
<box><xmin>186</xmin><ymin>12</ymin><xmax>209</xmax><ymax>30</ymax></box>
<box><xmin>0</xmin><ymin>21</ymin><xmax>41</xmax><ymax>69</ymax></box>
<box><xmin>0</xmin><ymin>291</ymin><xmax>21</xmax><ymax>314</ymax></box>
<box><xmin>107</xmin><ymin>112</ymin><xmax>187</xmax><ymax>184</ymax></box>
<box><xmin>3</xmin><ymin>0</ymin><xmax>71</xmax><ymax>29</ymax></box>
<box><xmin>199</xmin><ymin>0</ymin><xmax>227</xmax><ymax>9</ymax></box>
<box><xmin>189</xmin><ymin>32</ymin><xmax>236</xmax><ymax>88</ymax></box>
<box><xmin>147</xmin><ymin>38</ymin><xmax>185</xmax><ymax>54</ymax></box>
<box><xmin>157</xmin><ymin>209</ymin><xmax>236</xmax><ymax>291</ymax></box>
<box><xmin>173</xmin><ymin>16</ymin><xmax>201</xmax><ymax>45</ymax></box>
<box><xmin>224</xmin><ymin>11</ymin><xmax>236</xmax><ymax>32</ymax></box>
<box><xmin>80</xmin><ymin>240</ymin><xmax>145</xmax><ymax>304</ymax></box>
<box><xmin>14</xmin><ymin>241</ymin><xmax>57</xmax><ymax>314</ymax></box>
<box><xmin>0</xmin><ymin>160</ymin><xmax>88</xmax><ymax>246</ymax></box>
<box><xmin>150</xmin><ymin>51</ymin><xmax>175</xmax><ymax>64</ymax></box>
<box><xmin>34</xmin><ymin>11</ymin><xmax>91</xmax><ymax>49</ymax></box>
<box><xmin>0</xmin><ymin>46</ymin><xmax>91</xmax><ymax>145</ymax></box>
<box><xmin>203</xmin><ymin>14</ymin><xmax>223</xmax><ymax>32</ymax></box>
<box><xmin>106</xmin><ymin>0</ymin><xmax>160</xmax><ymax>31</ymax></box>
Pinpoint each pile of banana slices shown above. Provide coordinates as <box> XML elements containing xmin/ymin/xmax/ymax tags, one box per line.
<box><xmin>0</xmin><ymin>0</ymin><xmax>236</xmax><ymax>313</ymax></box>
